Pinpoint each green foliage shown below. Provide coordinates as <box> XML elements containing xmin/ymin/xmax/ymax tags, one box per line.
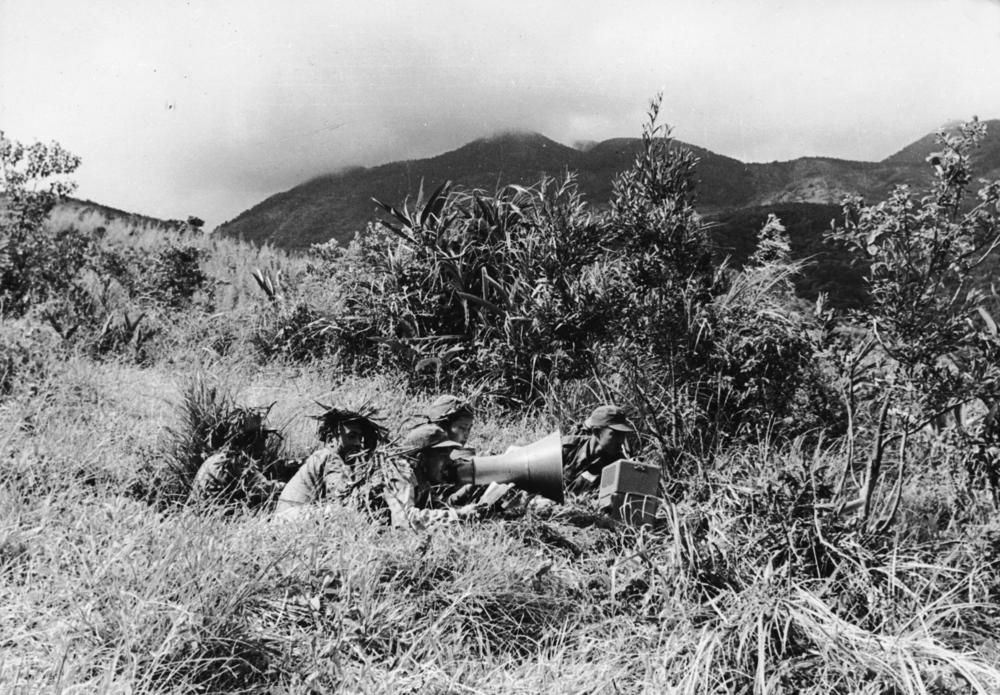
<box><xmin>828</xmin><ymin>118</ymin><xmax>1000</xmax><ymax>504</ymax></box>
<box><xmin>291</xmin><ymin>97</ymin><xmax>832</xmax><ymax>464</ymax></box>
<box><xmin>139</xmin><ymin>243</ymin><xmax>208</xmax><ymax>308</ymax></box>
<box><xmin>251</xmin><ymin>300</ymin><xmax>340</xmax><ymax>362</ymax></box>
<box><xmin>1</xmin><ymin>132</ymin><xmax>215</xmax><ymax>367</ymax></box>
<box><xmin>606</xmin><ymin>96</ymin><xmax>713</xmax><ymax>291</ymax></box>
<box><xmin>592</xmin><ymin>108</ymin><xmax>833</xmax><ymax>456</ymax></box>
<box><xmin>246</xmin><ymin>268</ymin><xmax>342</xmax><ymax>362</ymax></box>
<box><xmin>711</xmin><ymin>203</ymin><xmax>868</xmax><ymax>309</ymax></box>
<box><xmin>313</xmin><ymin>174</ymin><xmax>608</xmax><ymax>393</ymax></box>
<box><xmin>0</xmin><ymin>130</ymin><xmax>82</xmax><ymax>315</ymax></box>
<box><xmin>0</xmin><ymin>319</ymin><xmax>59</xmax><ymax>397</ymax></box>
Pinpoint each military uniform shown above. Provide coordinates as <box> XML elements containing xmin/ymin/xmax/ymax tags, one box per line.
<box><xmin>384</xmin><ymin>457</ymin><xmax>468</xmax><ymax>530</ymax></box>
<box><xmin>274</xmin><ymin>447</ymin><xmax>353</xmax><ymax>514</ymax></box>
<box><xmin>383</xmin><ymin>424</ymin><xmax>470</xmax><ymax>530</ymax></box>
<box><xmin>562</xmin><ymin>434</ymin><xmax>617</xmax><ymax>491</ymax></box>
<box><xmin>562</xmin><ymin>406</ymin><xmax>637</xmax><ymax>493</ymax></box>
<box><xmin>189</xmin><ymin>449</ymin><xmax>281</xmax><ymax>507</ymax></box>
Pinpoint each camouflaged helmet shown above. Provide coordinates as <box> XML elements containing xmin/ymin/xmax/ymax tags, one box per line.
<box><xmin>214</xmin><ymin>406</ymin><xmax>273</xmax><ymax>450</ymax></box>
<box><xmin>583</xmin><ymin>405</ymin><xmax>636</xmax><ymax>432</ymax></box>
<box><xmin>398</xmin><ymin>423</ymin><xmax>462</xmax><ymax>457</ymax></box>
<box><xmin>426</xmin><ymin>395</ymin><xmax>474</xmax><ymax>425</ymax></box>
<box><xmin>312</xmin><ymin>402</ymin><xmax>387</xmax><ymax>451</ymax></box>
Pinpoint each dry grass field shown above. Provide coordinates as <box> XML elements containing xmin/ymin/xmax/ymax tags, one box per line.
<box><xmin>4</xmin><ymin>345</ymin><xmax>1000</xmax><ymax>693</ymax></box>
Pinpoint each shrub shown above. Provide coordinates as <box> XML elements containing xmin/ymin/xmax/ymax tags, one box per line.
<box><xmin>310</xmin><ymin>174</ymin><xmax>608</xmax><ymax>395</ymax></box>
<box><xmin>827</xmin><ymin>118</ymin><xmax>1000</xmax><ymax>508</ymax></box>
<box><xmin>138</xmin><ymin>243</ymin><xmax>208</xmax><ymax>309</ymax></box>
<box><xmin>587</xmin><ymin>116</ymin><xmax>833</xmax><ymax>459</ymax></box>
<box><xmin>251</xmin><ymin>300</ymin><xmax>341</xmax><ymax>363</ymax></box>
<box><xmin>0</xmin><ymin>319</ymin><xmax>59</xmax><ymax>397</ymax></box>
<box><xmin>0</xmin><ymin>130</ymin><xmax>82</xmax><ymax>316</ymax></box>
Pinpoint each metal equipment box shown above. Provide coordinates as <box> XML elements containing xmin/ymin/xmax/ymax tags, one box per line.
<box><xmin>598</xmin><ymin>460</ymin><xmax>661</xmax><ymax>526</ymax></box>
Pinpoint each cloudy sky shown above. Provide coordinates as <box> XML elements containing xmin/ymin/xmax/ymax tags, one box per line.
<box><xmin>3</xmin><ymin>0</ymin><xmax>1000</xmax><ymax>230</ymax></box>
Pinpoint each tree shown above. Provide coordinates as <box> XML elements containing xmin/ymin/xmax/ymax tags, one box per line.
<box><xmin>828</xmin><ymin>118</ymin><xmax>1000</xmax><ymax>508</ymax></box>
<box><xmin>0</xmin><ymin>130</ymin><xmax>82</xmax><ymax>315</ymax></box>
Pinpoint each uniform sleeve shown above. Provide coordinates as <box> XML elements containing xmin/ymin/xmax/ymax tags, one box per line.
<box><xmin>322</xmin><ymin>451</ymin><xmax>354</xmax><ymax>501</ymax></box>
<box><xmin>239</xmin><ymin>459</ymin><xmax>283</xmax><ymax>504</ymax></box>
<box><xmin>561</xmin><ymin>436</ymin><xmax>586</xmax><ymax>484</ymax></box>
<box><xmin>189</xmin><ymin>453</ymin><xmax>230</xmax><ymax>503</ymax></box>
<box><xmin>383</xmin><ymin>460</ymin><xmax>460</xmax><ymax>531</ymax></box>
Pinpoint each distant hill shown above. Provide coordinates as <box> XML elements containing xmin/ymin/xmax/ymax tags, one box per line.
<box><xmin>216</xmin><ymin>120</ymin><xmax>1000</xmax><ymax>255</ymax></box>
<box><xmin>216</xmin><ymin>132</ymin><xmax>766</xmax><ymax>249</ymax></box>
<box><xmin>46</xmin><ymin>197</ymin><xmax>201</xmax><ymax>236</ymax></box>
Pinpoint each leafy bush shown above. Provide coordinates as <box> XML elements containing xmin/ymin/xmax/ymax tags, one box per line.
<box><xmin>543</xmin><ymin>110</ymin><xmax>833</xmax><ymax>461</ymax></box>
<box><xmin>292</xmin><ymin>97</ymin><xmax>832</xmax><ymax>465</ymax></box>
<box><xmin>0</xmin><ymin>319</ymin><xmax>59</xmax><ymax>397</ymax></box>
<box><xmin>317</xmin><ymin>174</ymin><xmax>608</xmax><ymax>393</ymax></box>
<box><xmin>827</xmin><ymin>118</ymin><xmax>1000</xmax><ymax>508</ymax></box>
<box><xmin>138</xmin><ymin>243</ymin><xmax>208</xmax><ymax>309</ymax></box>
<box><xmin>1</xmin><ymin>130</ymin><xmax>82</xmax><ymax>316</ymax></box>
<box><xmin>251</xmin><ymin>300</ymin><xmax>341</xmax><ymax>362</ymax></box>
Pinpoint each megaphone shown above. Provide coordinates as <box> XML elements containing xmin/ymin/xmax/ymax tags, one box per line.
<box><xmin>453</xmin><ymin>431</ymin><xmax>564</xmax><ymax>503</ymax></box>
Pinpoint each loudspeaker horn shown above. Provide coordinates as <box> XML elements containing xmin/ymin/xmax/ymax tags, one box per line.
<box><xmin>454</xmin><ymin>431</ymin><xmax>564</xmax><ymax>503</ymax></box>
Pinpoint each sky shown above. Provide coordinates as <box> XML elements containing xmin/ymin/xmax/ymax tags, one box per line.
<box><xmin>2</xmin><ymin>0</ymin><xmax>1000</xmax><ymax>230</ymax></box>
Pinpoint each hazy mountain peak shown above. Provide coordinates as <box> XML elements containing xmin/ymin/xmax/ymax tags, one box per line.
<box><xmin>215</xmin><ymin>120</ymin><xmax>1000</xmax><ymax>249</ymax></box>
<box><xmin>478</xmin><ymin>129</ymin><xmax>551</xmax><ymax>143</ymax></box>
<box><xmin>455</xmin><ymin>130</ymin><xmax>571</xmax><ymax>155</ymax></box>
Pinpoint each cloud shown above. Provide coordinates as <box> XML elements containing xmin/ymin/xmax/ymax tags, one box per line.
<box><xmin>3</xmin><ymin>0</ymin><xmax>1000</xmax><ymax>229</ymax></box>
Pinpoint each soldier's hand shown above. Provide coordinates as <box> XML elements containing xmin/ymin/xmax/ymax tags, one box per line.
<box><xmin>457</xmin><ymin>503</ymin><xmax>488</xmax><ymax>520</ymax></box>
<box><xmin>568</xmin><ymin>471</ymin><xmax>598</xmax><ymax>494</ymax></box>
<box><xmin>447</xmin><ymin>484</ymin><xmax>475</xmax><ymax>506</ymax></box>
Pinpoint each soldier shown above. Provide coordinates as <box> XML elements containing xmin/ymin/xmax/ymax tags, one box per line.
<box><xmin>274</xmin><ymin>405</ymin><xmax>387</xmax><ymax>517</ymax></box>
<box><xmin>562</xmin><ymin>405</ymin><xmax>637</xmax><ymax>493</ymax></box>
<box><xmin>189</xmin><ymin>408</ymin><xmax>284</xmax><ymax>508</ymax></box>
<box><xmin>384</xmin><ymin>423</ymin><xmax>484</xmax><ymax>530</ymax></box>
<box><xmin>423</xmin><ymin>394</ymin><xmax>479</xmax><ymax>504</ymax></box>
<box><xmin>425</xmin><ymin>394</ymin><xmax>475</xmax><ymax>445</ymax></box>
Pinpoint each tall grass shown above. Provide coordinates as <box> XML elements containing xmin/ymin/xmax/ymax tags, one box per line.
<box><xmin>3</xmin><ymin>352</ymin><xmax>999</xmax><ymax>692</ymax></box>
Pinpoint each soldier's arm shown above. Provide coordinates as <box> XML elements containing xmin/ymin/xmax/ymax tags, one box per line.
<box><xmin>189</xmin><ymin>453</ymin><xmax>229</xmax><ymax>503</ymax></box>
<box><xmin>383</xmin><ymin>463</ymin><xmax>468</xmax><ymax>530</ymax></box>
<box><xmin>241</xmin><ymin>460</ymin><xmax>284</xmax><ymax>502</ymax></box>
<box><xmin>568</xmin><ymin>471</ymin><xmax>600</xmax><ymax>493</ymax></box>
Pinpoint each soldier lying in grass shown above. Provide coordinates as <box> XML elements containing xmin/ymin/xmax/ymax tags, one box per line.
<box><xmin>562</xmin><ymin>405</ymin><xmax>637</xmax><ymax>493</ymax></box>
<box><xmin>274</xmin><ymin>404</ymin><xmax>387</xmax><ymax>518</ymax></box>
<box><xmin>422</xmin><ymin>394</ymin><xmax>480</xmax><ymax>506</ymax></box>
<box><xmin>188</xmin><ymin>408</ymin><xmax>284</xmax><ymax>508</ymax></box>
<box><xmin>384</xmin><ymin>423</ymin><xmax>486</xmax><ymax>530</ymax></box>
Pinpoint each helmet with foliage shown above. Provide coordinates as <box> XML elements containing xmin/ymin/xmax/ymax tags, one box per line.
<box><xmin>312</xmin><ymin>402</ymin><xmax>387</xmax><ymax>452</ymax></box>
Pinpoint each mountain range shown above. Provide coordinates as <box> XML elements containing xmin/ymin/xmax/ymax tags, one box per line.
<box><xmin>214</xmin><ymin>120</ymin><xmax>1000</xmax><ymax>260</ymax></box>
